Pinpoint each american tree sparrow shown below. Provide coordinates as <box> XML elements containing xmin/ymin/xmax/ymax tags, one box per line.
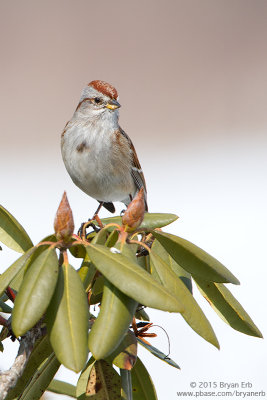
<box><xmin>61</xmin><ymin>80</ymin><xmax>147</xmax><ymax>216</ymax></box>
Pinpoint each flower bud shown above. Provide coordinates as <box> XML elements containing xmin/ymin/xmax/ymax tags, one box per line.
<box><xmin>122</xmin><ymin>187</ymin><xmax>145</xmax><ymax>232</ymax></box>
<box><xmin>54</xmin><ymin>192</ymin><xmax>74</xmax><ymax>242</ymax></box>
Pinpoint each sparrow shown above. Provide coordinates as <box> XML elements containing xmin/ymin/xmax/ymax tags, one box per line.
<box><xmin>61</xmin><ymin>80</ymin><xmax>147</xmax><ymax>216</ymax></box>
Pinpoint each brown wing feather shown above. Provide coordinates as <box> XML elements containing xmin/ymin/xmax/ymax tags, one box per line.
<box><xmin>119</xmin><ymin>127</ymin><xmax>148</xmax><ymax>210</ymax></box>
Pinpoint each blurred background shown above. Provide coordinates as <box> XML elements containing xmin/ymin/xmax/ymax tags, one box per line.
<box><xmin>1</xmin><ymin>1</ymin><xmax>267</xmax><ymax>399</ymax></box>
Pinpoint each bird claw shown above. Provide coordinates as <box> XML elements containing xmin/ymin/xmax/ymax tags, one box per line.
<box><xmin>77</xmin><ymin>221</ymin><xmax>100</xmax><ymax>238</ymax></box>
<box><xmin>77</xmin><ymin>223</ymin><xmax>85</xmax><ymax>237</ymax></box>
<box><xmin>87</xmin><ymin>222</ymin><xmax>101</xmax><ymax>233</ymax></box>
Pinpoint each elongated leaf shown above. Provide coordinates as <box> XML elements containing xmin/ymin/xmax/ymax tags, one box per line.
<box><xmin>153</xmin><ymin>231</ymin><xmax>240</xmax><ymax>284</ymax></box>
<box><xmin>139</xmin><ymin>213</ymin><xmax>178</xmax><ymax>230</ymax></box>
<box><xmin>8</xmin><ymin>246</ymin><xmax>51</xmax><ymax>294</ymax></box>
<box><xmin>93</xmin><ymin>228</ymin><xmax>110</xmax><ymax>245</ymax></box>
<box><xmin>92</xmin><ymin>275</ymin><xmax>105</xmax><ymax>296</ymax></box>
<box><xmin>12</xmin><ymin>247</ymin><xmax>59</xmax><ymax>337</ymax></box>
<box><xmin>109</xmin><ymin>330</ymin><xmax>137</xmax><ymax>370</ymax></box>
<box><xmin>118</xmin><ymin>241</ymin><xmax>138</xmax><ymax>262</ymax></box>
<box><xmin>40</xmin><ymin>233</ymin><xmax>57</xmax><ymax>242</ymax></box>
<box><xmin>150</xmin><ymin>252</ymin><xmax>219</xmax><ymax>348</ymax></box>
<box><xmin>194</xmin><ymin>277</ymin><xmax>263</xmax><ymax>338</ymax></box>
<box><xmin>89</xmin><ymin>360</ymin><xmax>121</xmax><ymax>399</ymax></box>
<box><xmin>5</xmin><ymin>335</ymin><xmax>54</xmax><ymax>400</ymax></box>
<box><xmin>78</xmin><ymin>253</ymin><xmax>96</xmax><ymax>292</ymax></box>
<box><xmin>90</xmin><ymin>292</ymin><xmax>102</xmax><ymax>305</ymax></box>
<box><xmin>77</xmin><ymin>359</ymin><xmax>121</xmax><ymax>399</ymax></box>
<box><xmin>47</xmin><ymin>379</ymin><xmax>76</xmax><ymax>397</ymax></box>
<box><xmin>70</xmin><ymin>243</ymin><xmax>86</xmax><ymax>258</ymax></box>
<box><xmin>46</xmin><ymin>262</ymin><xmax>89</xmax><ymax>372</ymax></box>
<box><xmin>121</xmin><ymin>369</ymin><xmax>133</xmax><ymax>400</ymax></box>
<box><xmin>86</xmin><ymin>244</ymin><xmax>183</xmax><ymax>313</ymax></box>
<box><xmin>97</xmin><ymin>213</ymin><xmax>178</xmax><ymax>231</ymax></box>
<box><xmin>0</xmin><ymin>205</ymin><xmax>33</xmax><ymax>253</ymax></box>
<box><xmin>152</xmin><ymin>239</ymin><xmax>192</xmax><ymax>293</ymax></box>
<box><xmin>131</xmin><ymin>357</ymin><xmax>158</xmax><ymax>400</ymax></box>
<box><xmin>105</xmin><ymin>229</ymin><xmax>119</xmax><ymax>248</ymax></box>
<box><xmin>135</xmin><ymin>308</ymin><xmax>150</xmax><ymax>321</ymax></box>
<box><xmin>136</xmin><ymin>254</ymin><xmax>150</xmax><ymax>273</ymax></box>
<box><xmin>89</xmin><ymin>278</ymin><xmax>137</xmax><ymax>360</ymax></box>
<box><xmin>137</xmin><ymin>339</ymin><xmax>180</xmax><ymax>369</ymax></box>
<box><xmin>76</xmin><ymin>357</ymin><xmax>95</xmax><ymax>398</ymax></box>
<box><xmin>0</xmin><ymin>247</ymin><xmax>36</xmax><ymax>297</ymax></box>
<box><xmin>19</xmin><ymin>353</ymin><xmax>60</xmax><ymax>400</ymax></box>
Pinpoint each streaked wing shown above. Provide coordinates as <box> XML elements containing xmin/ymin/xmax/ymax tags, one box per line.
<box><xmin>119</xmin><ymin>127</ymin><xmax>148</xmax><ymax>210</ymax></box>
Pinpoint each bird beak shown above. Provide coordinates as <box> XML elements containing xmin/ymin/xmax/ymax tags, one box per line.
<box><xmin>105</xmin><ymin>99</ymin><xmax>121</xmax><ymax>110</ymax></box>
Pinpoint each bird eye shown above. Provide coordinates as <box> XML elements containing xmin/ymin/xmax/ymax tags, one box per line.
<box><xmin>94</xmin><ymin>97</ymin><xmax>102</xmax><ymax>104</ymax></box>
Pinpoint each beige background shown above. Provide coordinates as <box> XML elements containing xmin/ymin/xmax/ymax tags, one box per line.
<box><xmin>1</xmin><ymin>1</ymin><xmax>267</xmax><ymax>399</ymax></box>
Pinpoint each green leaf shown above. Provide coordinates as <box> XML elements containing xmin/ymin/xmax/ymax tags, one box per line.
<box><xmin>131</xmin><ymin>357</ymin><xmax>158</xmax><ymax>400</ymax></box>
<box><xmin>77</xmin><ymin>358</ymin><xmax>121</xmax><ymax>399</ymax></box>
<box><xmin>47</xmin><ymin>379</ymin><xmax>76</xmax><ymax>397</ymax></box>
<box><xmin>70</xmin><ymin>243</ymin><xmax>86</xmax><ymax>258</ymax></box>
<box><xmin>139</xmin><ymin>213</ymin><xmax>178</xmax><ymax>230</ymax></box>
<box><xmin>121</xmin><ymin>369</ymin><xmax>133</xmax><ymax>400</ymax></box>
<box><xmin>86</xmin><ymin>244</ymin><xmax>184</xmax><ymax>313</ymax></box>
<box><xmin>92</xmin><ymin>275</ymin><xmax>105</xmax><ymax>296</ymax></box>
<box><xmin>97</xmin><ymin>213</ymin><xmax>178</xmax><ymax>231</ymax></box>
<box><xmin>89</xmin><ymin>279</ymin><xmax>137</xmax><ymax>360</ymax></box>
<box><xmin>18</xmin><ymin>353</ymin><xmax>60</xmax><ymax>400</ymax></box>
<box><xmin>5</xmin><ymin>335</ymin><xmax>54</xmax><ymax>400</ymax></box>
<box><xmin>194</xmin><ymin>277</ymin><xmax>263</xmax><ymax>338</ymax></box>
<box><xmin>40</xmin><ymin>234</ymin><xmax>57</xmax><ymax>242</ymax></box>
<box><xmin>135</xmin><ymin>308</ymin><xmax>150</xmax><ymax>321</ymax></box>
<box><xmin>136</xmin><ymin>254</ymin><xmax>150</xmax><ymax>272</ymax></box>
<box><xmin>11</xmin><ymin>247</ymin><xmax>59</xmax><ymax>337</ymax></box>
<box><xmin>153</xmin><ymin>231</ymin><xmax>240</xmax><ymax>284</ymax></box>
<box><xmin>0</xmin><ymin>247</ymin><xmax>36</xmax><ymax>297</ymax></box>
<box><xmin>137</xmin><ymin>339</ymin><xmax>180</xmax><ymax>369</ymax></box>
<box><xmin>118</xmin><ymin>241</ymin><xmax>137</xmax><ymax>262</ymax></box>
<box><xmin>0</xmin><ymin>299</ymin><xmax>12</xmax><ymax>313</ymax></box>
<box><xmin>150</xmin><ymin>251</ymin><xmax>219</xmax><ymax>348</ymax></box>
<box><xmin>105</xmin><ymin>229</ymin><xmax>119</xmax><ymax>248</ymax></box>
<box><xmin>46</xmin><ymin>262</ymin><xmax>89</xmax><ymax>372</ymax></box>
<box><xmin>93</xmin><ymin>228</ymin><xmax>110</xmax><ymax>244</ymax></box>
<box><xmin>90</xmin><ymin>292</ymin><xmax>102</xmax><ymax>305</ymax></box>
<box><xmin>76</xmin><ymin>357</ymin><xmax>95</xmax><ymax>398</ymax></box>
<box><xmin>152</xmin><ymin>239</ymin><xmax>192</xmax><ymax>293</ymax></box>
<box><xmin>9</xmin><ymin>248</ymin><xmax>48</xmax><ymax>295</ymax></box>
<box><xmin>109</xmin><ymin>330</ymin><xmax>137</xmax><ymax>370</ymax></box>
<box><xmin>0</xmin><ymin>205</ymin><xmax>33</xmax><ymax>253</ymax></box>
<box><xmin>78</xmin><ymin>253</ymin><xmax>96</xmax><ymax>292</ymax></box>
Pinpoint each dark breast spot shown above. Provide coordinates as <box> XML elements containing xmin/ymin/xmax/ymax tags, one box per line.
<box><xmin>76</xmin><ymin>141</ymin><xmax>90</xmax><ymax>153</ymax></box>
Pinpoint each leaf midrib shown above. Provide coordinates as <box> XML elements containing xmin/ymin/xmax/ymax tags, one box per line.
<box><xmin>88</xmin><ymin>245</ymin><xmax>182</xmax><ymax>309</ymax></box>
<box><xmin>64</xmin><ymin>264</ymin><xmax>78</xmax><ymax>369</ymax></box>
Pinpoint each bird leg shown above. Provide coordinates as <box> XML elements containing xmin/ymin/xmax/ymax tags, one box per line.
<box><xmin>78</xmin><ymin>202</ymin><xmax>104</xmax><ymax>238</ymax></box>
<box><xmin>92</xmin><ymin>202</ymin><xmax>104</xmax><ymax>228</ymax></box>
